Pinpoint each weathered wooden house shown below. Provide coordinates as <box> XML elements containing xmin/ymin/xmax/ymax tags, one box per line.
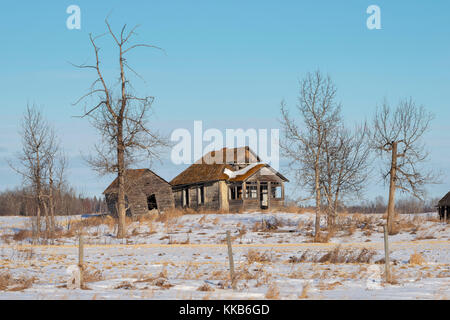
<box><xmin>103</xmin><ymin>169</ymin><xmax>175</xmax><ymax>216</ymax></box>
<box><xmin>437</xmin><ymin>192</ymin><xmax>450</xmax><ymax>221</ymax></box>
<box><xmin>170</xmin><ymin>147</ymin><xmax>289</xmax><ymax>212</ymax></box>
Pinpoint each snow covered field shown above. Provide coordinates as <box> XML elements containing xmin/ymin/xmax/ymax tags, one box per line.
<box><xmin>0</xmin><ymin>211</ymin><xmax>448</xmax><ymax>299</ymax></box>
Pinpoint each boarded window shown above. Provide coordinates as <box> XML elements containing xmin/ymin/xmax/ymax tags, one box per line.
<box><xmin>147</xmin><ymin>194</ymin><xmax>158</xmax><ymax>210</ymax></box>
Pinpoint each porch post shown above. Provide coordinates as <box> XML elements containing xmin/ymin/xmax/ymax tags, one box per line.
<box><xmin>267</xmin><ymin>182</ymin><xmax>271</xmax><ymax>209</ymax></box>
<box><xmin>257</xmin><ymin>181</ymin><xmax>260</xmax><ymax>203</ymax></box>
<box><xmin>242</xmin><ymin>181</ymin><xmax>246</xmax><ymax>211</ymax></box>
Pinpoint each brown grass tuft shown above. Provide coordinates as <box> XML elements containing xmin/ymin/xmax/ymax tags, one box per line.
<box><xmin>409</xmin><ymin>252</ymin><xmax>426</xmax><ymax>265</ymax></box>
<box><xmin>83</xmin><ymin>269</ymin><xmax>104</xmax><ymax>283</ymax></box>
<box><xmin>298</xmin><ymin>283</ymin><xmax>310</xmax><ymax>299</ymax></box>
<box><xmin>245</xmin><ymin>249</ymin><xmax>273</xmax><ymax>264</ymax></box>
<box><xmin>0</xmin><ymin>272</ymin><xmax>36</xmax><ymax>291</ymax></box>
<box><xmin>12</xmin><ymin>229</ymin><xmax>32</xmax><ymax>241</ymax></box>
<box><xmin>197</xmin><ymin>283</ymin><xmax>215</xmax><ymax>292</ymax></box>
<box><xmin>265</xmin><ymin>283</ymin><xmax>280</xmax><ymax>299</ymax></box>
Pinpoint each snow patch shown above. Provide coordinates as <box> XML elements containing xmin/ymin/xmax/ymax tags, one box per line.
<box><xmin>223</xmin><ymin>163</ymin><xmax>262</xmax><ymax>179</ymax></box>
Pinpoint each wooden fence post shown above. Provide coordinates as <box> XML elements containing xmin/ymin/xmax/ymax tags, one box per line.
<box><xmin>78</xmin><ymin>233</ymin><xmax>84</xmax><ymax>288</ymax></box>
<box><xmin>226</xmin><ymin>230</ymin><xmax>236</xmax><ymax>290</ymax></box>
<box><xmin>383</xmin><ymin>225</ymin><xmax>391</xmax><ymax>283</ymax></box>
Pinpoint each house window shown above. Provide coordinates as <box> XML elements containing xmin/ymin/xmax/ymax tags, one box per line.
<box><xmin>271</xmin><ymin>183</ymin><xmax>282</xmax><ymax>199</ymax></box>
<box><xmin>246</xmin><ymin>183</ymin><xmax>258</xmax><ymax>199</ymax></box>
<box><xmin>229</xmin><ymin>184</ymin><xmax>243</xmax><ymax>200</ymax></box>
<box><xmin>197</xmin><ymin>185</ymin><xmax>205</xmax><ymax>205</ymax></box>
<box><xmin>237</xmin><ymin>185</ymin><xmax>243</xmax><ymax>199</ymax></box>
<box><xmin>182</xmin><ymin>188</ymin><xmax>189</xmax><ymax>207</ymax></box>
<box><xmin>147</xmin><ymin>194</ymin><xmax>158</xmax><ymax>210</ymax></box>
<box><xmin>229</xmin><ymin>186</ymin><xmax>236</xmax><ymax>200</ymax></box>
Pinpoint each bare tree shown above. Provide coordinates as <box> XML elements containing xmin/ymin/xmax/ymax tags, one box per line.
<box><xmin>9</xmin><ymin>104</ymin><xmax>60</xmax><ymax>241</ymax></box>
<box><xmin>280</xmin><ymin>70</ymin><xmax>341</xmax><ymax>241</ymax></box>
<box><xmin>371</xmin><ymin>98</ymin><xmax>436</xmax><ymax>234</ymax></box>
<box><xmin>320</xmin><ymin>123</ymin><xmax>371</xmax><ymax>230</ymax></box>
<box><xmin>47</xmin><ymin>151</ymin><xmax>67</xmax><ymax>238</ymax></box>
<box><xmin>73</xmin><ymin>19</ymin><xmax>168</xmax><ymax>238</ymax></box>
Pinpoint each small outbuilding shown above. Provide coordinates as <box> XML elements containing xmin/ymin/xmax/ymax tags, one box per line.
<box><xmin>103</xmin><ymin>169</ymin><xmax>175</xmax><ymax>216</ymax></box>
<box><xmin>437</xmin><ymin>192</ymin><xmax>450</xmax><ymax>221</ymax></box>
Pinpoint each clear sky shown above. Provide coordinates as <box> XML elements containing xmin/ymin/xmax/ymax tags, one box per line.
<box><xmin>0</xmin><ymin>1</ymin><xmax>449</xmax><ymax>203</ymax></box>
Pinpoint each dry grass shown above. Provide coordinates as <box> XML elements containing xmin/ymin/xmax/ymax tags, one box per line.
<box><xmin>12</xmin><ymin>229</ymin><xmax>33</xmax><ymax>241</ymax></box>
<box><xmin>391</xmin><ymin>220</ymin><xmax>419</xmax><ymax>235</ymax></box>
<box><xmin>289</xmin><ymin>246</ymin><xmax>376</xmax><ymax>264</ymax></box>
<box><xmin>252</xmin><ymin>217</ymin><xmax>283</xmax><ymax>232</ymax></box>
<box><xmin>83</xmin><ymin>268</ymin><xmax>104</xmax><ymax>283</ymax></box>
<box><xmin>0</xmin><ymin>272</ymin><xmax>36</xmax><ymax>291</ymax></box>
<box><xmin>415</xmin><ymin>230</ymin><xmax>435</xmax><ymax>240</ymax></box>
<box><xmin>317</xmin><ymin>281</ymin><xmax>342</xmax><ymax>291</ymax></box>
<box><xmin>276</xmin><ymin>206</ymin><xmax>309</xmax><ymax>214</ymax></box>
<box><xmin>155</xmin><ymin>209</ymin><xmax>184</xmax><ymax>223</ymax></box>
<box><xmin>265</xmin><ymin>283</ymin><xmax>280</xmax><ymax>299</ymax></box>
<box><xmin>197</xmin><ymin>283</ymin><xmax>215</xmax><ymax>292</ymax></box>
<box><xmin>409</xmin><ymin>252</ymin><xmax>426</xmax><ymax>265</ymax></box>
<box><xmin>245</xmin><ymin>249</ymin><xmax>273</xmax><ymax>264</ymax></box>
<box><xmin>298</xmin><ymin>283</ymin><xmax>310</xmax><ymax>299</ymax></box>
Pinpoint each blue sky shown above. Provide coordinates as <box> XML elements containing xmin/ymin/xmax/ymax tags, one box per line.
<box><xmin>0</xmin><ymin>1</ymin><xmax>449</xmax><ymax>203</ymax></box>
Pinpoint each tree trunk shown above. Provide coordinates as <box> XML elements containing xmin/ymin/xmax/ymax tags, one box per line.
<box><xmin>49</xmin><ymin>178</ymin><xmax>55</xmax><ymax>239</ymax></box>
<box><xmin>116</xmin><ymin>124</ymin><xmax>127</xmax><ymax>238</ymax></box>
<box><xmin>35</xmin><ymin>201</ymin><xmax>41</xmax><ymax>244</ymax></box>
<box><xmin>314</xmin><ymin>161</ymin><xmax>321</xmax><ymax>241</ymax></box>
<box><xmin>387</xmin><ymin>141</ymin><xmax>398</xmax><ymax>234</ymax></box>
<box><xmin>42</xmin><ymin>199</ymin><xmax>50</xmax><ymax>239</ymax></box>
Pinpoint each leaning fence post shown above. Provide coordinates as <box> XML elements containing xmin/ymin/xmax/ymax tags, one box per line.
<box><xmin>78</xmin><ymin>233</ymin><xmax>84</xmax><ymax>288</ymax></box>
<box><xmin>383</xmin><ymin>224</ymin><xmax>391</xmax><ymax>283</ymax></box>
<box><xmin>226</xmin><ymin>230</ymin><xmax>236</xmax><ymax>290</ymax></box>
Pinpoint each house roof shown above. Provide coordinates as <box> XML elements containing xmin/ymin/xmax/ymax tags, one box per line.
<box><xmin>169</xmin><ymin>163</ymin><xmax>232</xmax><ymax>186</ymax></box>
<box><xmin>195</xmin><ymin>146</ymin><xmax>261</xmax><ymax>164</ymax></box>
<box><xmin>170</xmin><ymin>158</ymin><xmax>289</xmax><ymax>187</ymax></box>
<box><xmin>103</xmin><ymin>169</ymin><xmax>169</xmax><ymax>194</ymax></box>
<box><xmin>438</xmin><ymin>192</ymin><xmax>450</xmax><ymax>206</ymax></box>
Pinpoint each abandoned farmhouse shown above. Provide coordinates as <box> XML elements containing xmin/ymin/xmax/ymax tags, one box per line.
<box><xmin>103</xmin><ymin>147</ymin><xmax>289</xmax><ymax>215</ymax></box>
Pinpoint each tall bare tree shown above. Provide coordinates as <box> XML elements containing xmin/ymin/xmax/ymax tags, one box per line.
<box><xmin>320</xmin><ymin>123</ymin><xmax>371</xmax><ymax>230</ymax></box>
<box><xmin>371</xmin><ymin>98</ymin><xmax>436</xmax><ymax>234</ymax></box>
<box><xmin>280</xmin><ymin>70</ymin><xmax>341</xmax><ymax>241</ymax></box>
<box><xmin>74</xmin><ymin>20</ymin><xmax>168</xmax><ymax>238</ymax></box>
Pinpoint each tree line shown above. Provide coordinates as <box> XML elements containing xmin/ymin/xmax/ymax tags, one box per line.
<box><xmin>0</xmin><ymin>187</ymin><xmax>105</xmax><ymax>217</ymax></box>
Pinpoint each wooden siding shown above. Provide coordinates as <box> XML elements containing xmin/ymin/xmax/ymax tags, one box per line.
<box><xmin>105</xmin><ymin>170</ymin><xmax>175</xmax><ymax>216</ymax></box>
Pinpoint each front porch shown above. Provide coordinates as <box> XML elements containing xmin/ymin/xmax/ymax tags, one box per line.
<box><xmin>228</xmin><ymin>181</ymin><xmax>285</xmax><ymax>212</ymax></box>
